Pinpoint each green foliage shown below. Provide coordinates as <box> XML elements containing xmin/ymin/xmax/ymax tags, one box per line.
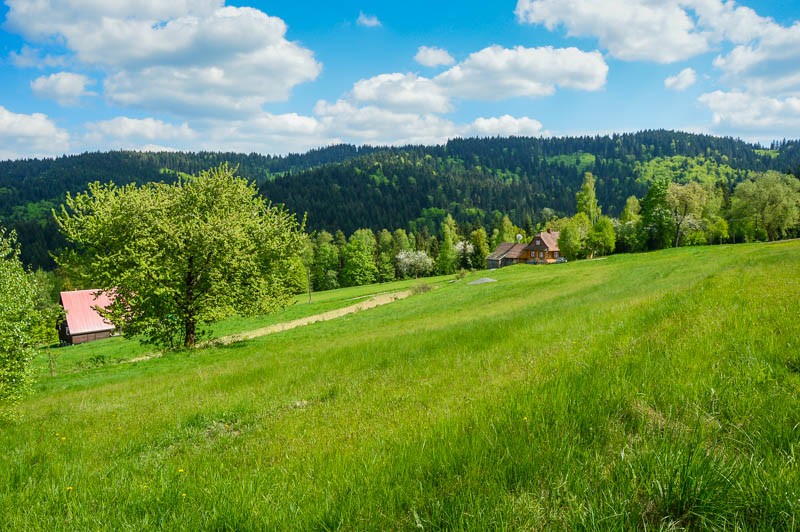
<box><xmin>731</xmin><ymin>172</ymin><xmax>800</xmax><ymax>241</ymax></box>
<box><xmin>576</xmin><ymin>172</ymin><xmax>601</xmax><ymax>225</ymax></box>
<box><xmin>667</xmin><ymin>182</ymin><xmax>707</xmax><ymax>247</ymax></box>
<box><xmin>340</xmin><ymin>229</ymin><xmax>378</xmax><ymax>287</ymax></box>
<box><xmin>558</xmin><ymin>213</ymin><xmax>590</xmax><ymax>261</ymax></box>
<box><xmin>545</xmin><ymin>151</ymin><xmax>596</xmax><ymax>172</ymax></box>
<box><xmin>616</xmin><ymin>196</ymin><xmax>642</xmax><ymax>252</ymax></box>
<box><xmin>436</xmin><ymin>215</ymin><xmax>459</xmax><ymax>275</ymax></box>
<box><xmin>640</xmin><ymin>175</ymin><xmax>675</xmax><ymax>250</ymax></box>
<box><xmin>0</xmin><ymin>229</ymin><xmax>55</xmax><ymax>420</ymax></box>
<box><xmin>587</xmin><ymin>216</ymin><xmax>616</xmax><ymax>257</ymax></box>
<box><xmin>54</xmin><ymin>164</ymin><xmax>304</xmax><ymax>349</ymax></box>
<box><xmin>6</xmin><ymin>132</ymin><xmax>800</xmax><ymax>270</ymax></box>
<box><xmin>376</xmin><ymin>229</ymin><xmax>396</xmax><ymax>283</ymax></box>
<box><xmin>311</xmin><ymin>231</ymin><xmax>340</xmax><ymax>290</ymax></box>
<box><xmin>634</xmin><ymin>155</ymin><xmax>744</xmax><ymax>187</ymax></box>
<box><xmin>493</xmin><ymin>214</ymin><xmax>520</xmax><ymax>247</ymax></box>
<box><xmin>470</xmin><ymin>227</ymin><xmax>490</xmax><ymax>268</ymax></box>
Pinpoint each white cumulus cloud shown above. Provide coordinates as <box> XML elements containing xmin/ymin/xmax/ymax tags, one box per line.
<box><xmin>5</xmin><ymin>1</ymin><xmax>321</xmax><ymax>117</ymax></box>
<box><xmin>415</xmin><ymin>46</ymin><xmax>455</xmax><ymax>67</ymax></box>
<box><xmin>31</xmin><ymin>72</ymin><xmax>95</xmax><ymax>105</ymax></box>
<box><xmin>314</xmin><ymin>99</ymin><xmax>460</xmax><ymax>146</ymax></box>
<box><xmin>698</xmin><ymin>90</ymin><xmax>800</xmax><ymax>130</ymax></box>
<box><xmin>515</xmin><ymin>0</ymin><xmax>710</xmax><ymax>63</ymax></box>
<box><xmin>357</xmin><ymin>11</ymin><xmax>382</xmax><ymax>28</ymax></box>
<box><xmin>435</xmin><ymin>45</ymin><xmax>607</xmax><ymax>100</ymax></box>
<box><xmin>351</xmin><ymin>73</ymin><xmax>452</xmax><ymax>114</ymax></box>
<box><xmin>664</xmin><ymin>67</ymin><xmax>697</xmax><ymax>91</ymax></box>
<box><xmin>712</xmin><ymin>24</ymin><xmax>800</xmax><ymax>94</ymax></box>
<box><xmin>86</xmin><ymin>117</ymin><xmax>195</xmax><ymax>142</ymax></box>
<box><xmin>198</xmin><ymin>113</ymin><xmax>333</xmax><ymax>154</ymax></box>
<box><xmin>9</xmin><ymin>45</ymin><xmax>68</xmax><ymax>69</ymax></box>
<box><xmin>0</xmin><ymin>106</ymin><xmax>70</xmax><ymax>160</ymax></box>
<box><xmin>468</xmin><ymin>115</ymin><xmax>545</xmax><ymax>137</ymax></box>
<box><xmin>515</xmin><ymin>0</ymin><xmax>800</xmax><ymax>95</ymax></box>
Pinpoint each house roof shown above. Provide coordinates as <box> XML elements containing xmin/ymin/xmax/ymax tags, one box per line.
<box><xmin>504</xmin><ymin>243</ymin><xmax>528</xmax><ymax>259</ymax></box>
<box><xmin>60</xmin><ymin>289</ymin><xmax>115</xmax><ymax>336</ymax></box>
<box><xmin>487</xmin><ymin>242</ymin><xmax>527</xmax><ymax>261</ymax></box>
<box><xmin>527</xmin><ymin>230</ymin><xmax>560</xmax><ymax>252</ymax></box>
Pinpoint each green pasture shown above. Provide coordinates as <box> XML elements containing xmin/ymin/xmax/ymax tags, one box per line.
<box><xmin>2</xmin><ymin>242</ymin><xmax>799</xmax><ymax>529</ymax></box>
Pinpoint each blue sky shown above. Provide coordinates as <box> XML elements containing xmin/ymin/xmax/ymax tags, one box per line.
<box><xmin>0</xmin><ymin>0</ymin><xmax>799</xmax><ymax>159</ymax></box>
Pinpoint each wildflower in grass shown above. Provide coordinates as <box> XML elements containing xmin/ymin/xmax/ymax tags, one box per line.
<box><xmin>177</xmin><ymin>468</ymin><xmax>185</xmax><ymax>473</ymax></box>
<box><xmin>67</xmin><ymin>486</ymin><xmax>73</xmax><ymax>491</ymax></box>
<box><xmin>61</xmin><ymin>436</ymin><xmax>66</xmax><ymax>441</ymax></box>
<box><xmin>182</xmin><ymin>493</ymin><xmax>187</xmax><ymax>498</ymax></box>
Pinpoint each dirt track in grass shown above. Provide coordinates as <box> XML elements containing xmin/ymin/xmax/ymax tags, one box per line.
<box><xmin>125</xmin><ymin>290</ymin><xmax>413</xmax><ymax>363</ymax></box>
<box><xmin>211</xmin><ymin>290</ymin><xmax>413</xmax><ymax>345</ymax></box>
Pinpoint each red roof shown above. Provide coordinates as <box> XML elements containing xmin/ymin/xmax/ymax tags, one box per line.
<box><xmin>60</xmin><ymin>290</ymin><xmax>115</xmax><ymax>336</ymax></box>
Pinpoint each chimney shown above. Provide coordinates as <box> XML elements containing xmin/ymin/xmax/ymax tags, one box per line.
<box><xmin>547</xmin><ymin>228</ymin><xmax>552</xmax><ymax>233</ymax></box>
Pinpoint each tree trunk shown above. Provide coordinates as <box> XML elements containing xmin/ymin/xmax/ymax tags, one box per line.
<box><xmin>184</xmin><ymin>316</ymin><xmax>196</xmax><ymax>349</ymax></box>
<box><xmin>184</xmin><ymin>256</ymin><xmax>196</xmax><ymax>348</ymax></box>
<box><xmin>307</xmin><ymin>267</ymin><xmax>312</xmax><ymax>304</ymax></box>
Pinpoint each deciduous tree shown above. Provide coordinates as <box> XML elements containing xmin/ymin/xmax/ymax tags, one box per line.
<box><xmin>587</xmin><ymin>216</ymin><xmax>616</xmax><ymax>257</ymax></box>
<box><xmin>1</xmin><ymin>229</ymin><xmax>58</xmax><ymax>419</ymax></box>
<box><xmin>312</xmin><ymin>231</ymin><xmax>340</xmax><ymax>291</ymax></box>
<box><xmin>731</xmin><ymin>172</ymin><xmax>800</xmax><ymax>241</ymax></box>
<box><xmin>576</xmin><ymin>172</ymin><xmax>601</xmax><ymax>226</ymax></box>
<box><xmin>470</xmin><ymin>227</ymin><xmax>490</xmax><ymax>269</ymax></box>
<box><xmin>396</xmin><ymin>250</ymin><xmax>433</xmax><ymax>279</ymax></box>
<box><xmin>341</xmin><ymin>229</ymin><xmax>378</xmax><ymax>287</ymax></box>
<box><xmin>55</xmin><ymin>164</ymin><xmax>304</xmax><ymax>349</ymax></box>
<box><xmin>667</xmin><ymin>182</ymin><xmax>706</xmax><ymax>247</ymax></box>
<box><xmin>436</xmin><ymin>214</ymin><xmax>459</xmax><ymax>275</ymax></box>
<box><xmin>640</xmin><ymin>175</ymin><xmax>675</xmax><ymax>249</ymax></box>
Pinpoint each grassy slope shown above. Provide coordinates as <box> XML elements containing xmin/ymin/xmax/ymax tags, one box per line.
<box><xmin>33</xmin><ymin>275</ymin><xmax>453</xmax><ymax>378</ymax></box>
<box><xmin>2</xmin><ymin>243</ymin><xmax>799</xmax><ymax>529</ymax></box>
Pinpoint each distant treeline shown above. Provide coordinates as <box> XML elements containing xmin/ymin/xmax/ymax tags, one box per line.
<box><xmin>2</xmin><ymin>130</ymin><xmax>799</xmax><ymax>269</ymax></box>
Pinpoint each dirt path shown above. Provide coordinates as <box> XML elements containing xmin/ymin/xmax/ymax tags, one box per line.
<box><xmin>126</xmin><ymin>290</ymin><xmax>412</xmax><ymax>362</ymax></box>
<box><xmin>209</xmin><ymin>290</ymin><xmax>412</xmax><ymax>346</ymax></box>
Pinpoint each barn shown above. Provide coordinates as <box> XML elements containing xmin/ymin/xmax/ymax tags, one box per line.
<box><xmin>58</xmin><ymin>289</ymin><xmax>115</xmax><ymax>345</ymax></box>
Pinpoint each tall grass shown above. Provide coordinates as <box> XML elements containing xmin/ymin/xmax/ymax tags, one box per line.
<box><xmin>2</xmin><ymin>242</ymin><xmax>798</xmax><ymax>529</ymax></box>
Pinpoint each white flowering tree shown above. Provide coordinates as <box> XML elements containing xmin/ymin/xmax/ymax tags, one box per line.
<box><xmin>396</xmin><ymin>250</ymin><xmax>434</xmax><ymax>279</ymax></box>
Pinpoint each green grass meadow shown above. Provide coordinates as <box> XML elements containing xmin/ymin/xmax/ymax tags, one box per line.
<box><xmin>2</xmin><ymin>242</ymin><xmax>800</xmax><ymax>529</ymax></box>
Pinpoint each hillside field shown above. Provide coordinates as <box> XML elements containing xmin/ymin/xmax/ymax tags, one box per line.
<box><xmin>2</xmin><ymin>242</ymin><xmax>799</xmax><ymax>529</ymax></box>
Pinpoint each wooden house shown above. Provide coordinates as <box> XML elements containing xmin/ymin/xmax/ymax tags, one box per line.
<box><xmin>526</xmin><ymin>229</ymin><xmax>562</xmax><ymax>264</ymax></box>
<box><xmin>487</xmin><ymin>230</ymin><xmax>564</xmax><ymax>268</ymax></box>
<box><xmin>58</xmin><ymin>289</ymin><xmax>115</xmax><ymax>345</ymax></box>
<box><xmin>486</xmin><ymin>242</ymin><xmax>528</xmax><ymax>269</ymax></box>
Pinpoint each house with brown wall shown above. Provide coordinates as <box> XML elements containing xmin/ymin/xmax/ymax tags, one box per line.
<box><xmin>526</xmin><ymin>229</ymin><xmax>562</xmax><ymax>264</ymax></box>
<box><xmin>487</xmin><ymin>229</ymin><xmax>562</xmax><ymax>268</ymax></box>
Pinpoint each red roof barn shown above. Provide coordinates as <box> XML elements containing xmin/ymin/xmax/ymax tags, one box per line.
<box><xmin>58</xmin><ymin>289</ymin><xmax>115</xmax><ymax>345</ymax></box>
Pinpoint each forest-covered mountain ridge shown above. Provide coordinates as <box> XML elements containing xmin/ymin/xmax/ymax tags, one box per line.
<box><xmin>2</xmin><ymin>130</ymin><xmax>800</xmax><ymax>268</ymax></box>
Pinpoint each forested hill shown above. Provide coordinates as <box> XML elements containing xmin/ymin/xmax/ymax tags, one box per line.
<box><xmin>263</xmin><ymin>131</ymin><xmax>800</xmax><ymax>235</ymax></box>
<box><xmin>2</xmin><ymin>130</ymin><xmax>800</xmax><ymax>268</ymax></box>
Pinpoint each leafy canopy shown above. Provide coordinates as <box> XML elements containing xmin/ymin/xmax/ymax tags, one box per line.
<box><xmin>55</xmin><ymin>164</ymin><xmax>304</xmax><ymax>349</ymax></box>
<box><xmin>0</xmin><ymin>229</ymin><xmax>55</xmax><ymax>420</ymax></box>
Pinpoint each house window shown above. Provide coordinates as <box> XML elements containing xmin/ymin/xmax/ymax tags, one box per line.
<box><xmin>535</xmin><ymin>238</ymin><xmax>541</xmax><ymax>245</ymax></box>
<box><xmin>539</xmin><ymin>251</ymin><xmax>544</xmax><ymax>258</ymax></box>
<box><xmin>554</xmin><ymin>251</ymin><xmax>559</xmax><ymax>258</ymax></box>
